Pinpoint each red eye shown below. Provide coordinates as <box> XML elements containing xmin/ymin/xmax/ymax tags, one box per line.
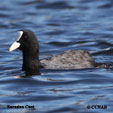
<box><xmin>24</xmin><ymin>36</ymin><xmax>27</xmax><ymax>40</ymax></box>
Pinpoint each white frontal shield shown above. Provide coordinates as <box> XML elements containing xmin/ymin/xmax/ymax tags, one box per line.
<box><xmin>9</xmin><ymin>31</ymin><xmax>23</xmax><ymax>52</ymax></box>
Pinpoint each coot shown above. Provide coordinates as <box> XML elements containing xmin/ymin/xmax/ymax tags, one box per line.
<box><xmin>9</xmin><ymin>30</ymin><xmax>96</xmax><ymax>72</ymax></box>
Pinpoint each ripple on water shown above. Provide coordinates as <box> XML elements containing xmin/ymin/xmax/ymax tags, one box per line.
<box><xmin>0</xmin><ymin>0</ymin><xmax>113</xmax><ymax>113</ymax></box>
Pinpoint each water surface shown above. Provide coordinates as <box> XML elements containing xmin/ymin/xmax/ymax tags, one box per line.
<box><xmin>0</xmin><ymin>0</ymin><xmax>113</xmax><ymax>113</ymax></box>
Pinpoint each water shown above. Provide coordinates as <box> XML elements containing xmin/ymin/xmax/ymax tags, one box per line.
<box><xmin>0</xmin><ymin>0</ymin><xmax>113</xmax><ymax>113</ymax></box>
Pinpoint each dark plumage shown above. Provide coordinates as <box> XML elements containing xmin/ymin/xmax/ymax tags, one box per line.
<box><xmin>41</xmin><ymin>50</ymin><xmax>95</xmax><ymax>69</ymax></box>
<box><xmin>9</xmin><ymin>30</ymin><xmax>96</xmax><ymax>74</ymax></box>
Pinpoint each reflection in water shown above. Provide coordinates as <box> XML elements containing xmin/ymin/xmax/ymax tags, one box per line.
<box><xmin>24</xmin><ymin>70</ymin><xmax>41</xmax><ymax>76</ymax></box>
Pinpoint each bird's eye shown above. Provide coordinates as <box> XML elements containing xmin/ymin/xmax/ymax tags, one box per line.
<box><xmin>24</xmin><ymin>36</ymin><xmax>27</xmax><ymax>40</ymax></box>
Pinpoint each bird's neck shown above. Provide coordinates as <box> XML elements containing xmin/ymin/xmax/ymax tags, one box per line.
<box><xmin>22</xmin><ymin>51</ymin><xmax>41</xmax><ymax>71</ymax></box>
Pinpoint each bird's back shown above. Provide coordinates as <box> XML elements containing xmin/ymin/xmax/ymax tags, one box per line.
<box><xmin>40</xmin><ymin>50</ymin><xmax>95</xmax><ymax>69</ymax></box>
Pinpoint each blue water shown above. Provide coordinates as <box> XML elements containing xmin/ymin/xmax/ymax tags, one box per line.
<box><xmin>0</xmin><ymin>0</ymin><xmax>113</xmax><ymax>113</ymax></box>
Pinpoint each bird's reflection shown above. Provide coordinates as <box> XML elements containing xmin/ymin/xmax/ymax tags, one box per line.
<box><xmin>24</xmin><ymin>69</ymin><xmax>41</xmax><ymax>76</ymax></box>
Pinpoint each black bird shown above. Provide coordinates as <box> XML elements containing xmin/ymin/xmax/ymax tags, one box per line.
<box><xmin>9</xmin><ymin>30</ymin><xmax>96</xmax><ymax>74</ymax></box>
